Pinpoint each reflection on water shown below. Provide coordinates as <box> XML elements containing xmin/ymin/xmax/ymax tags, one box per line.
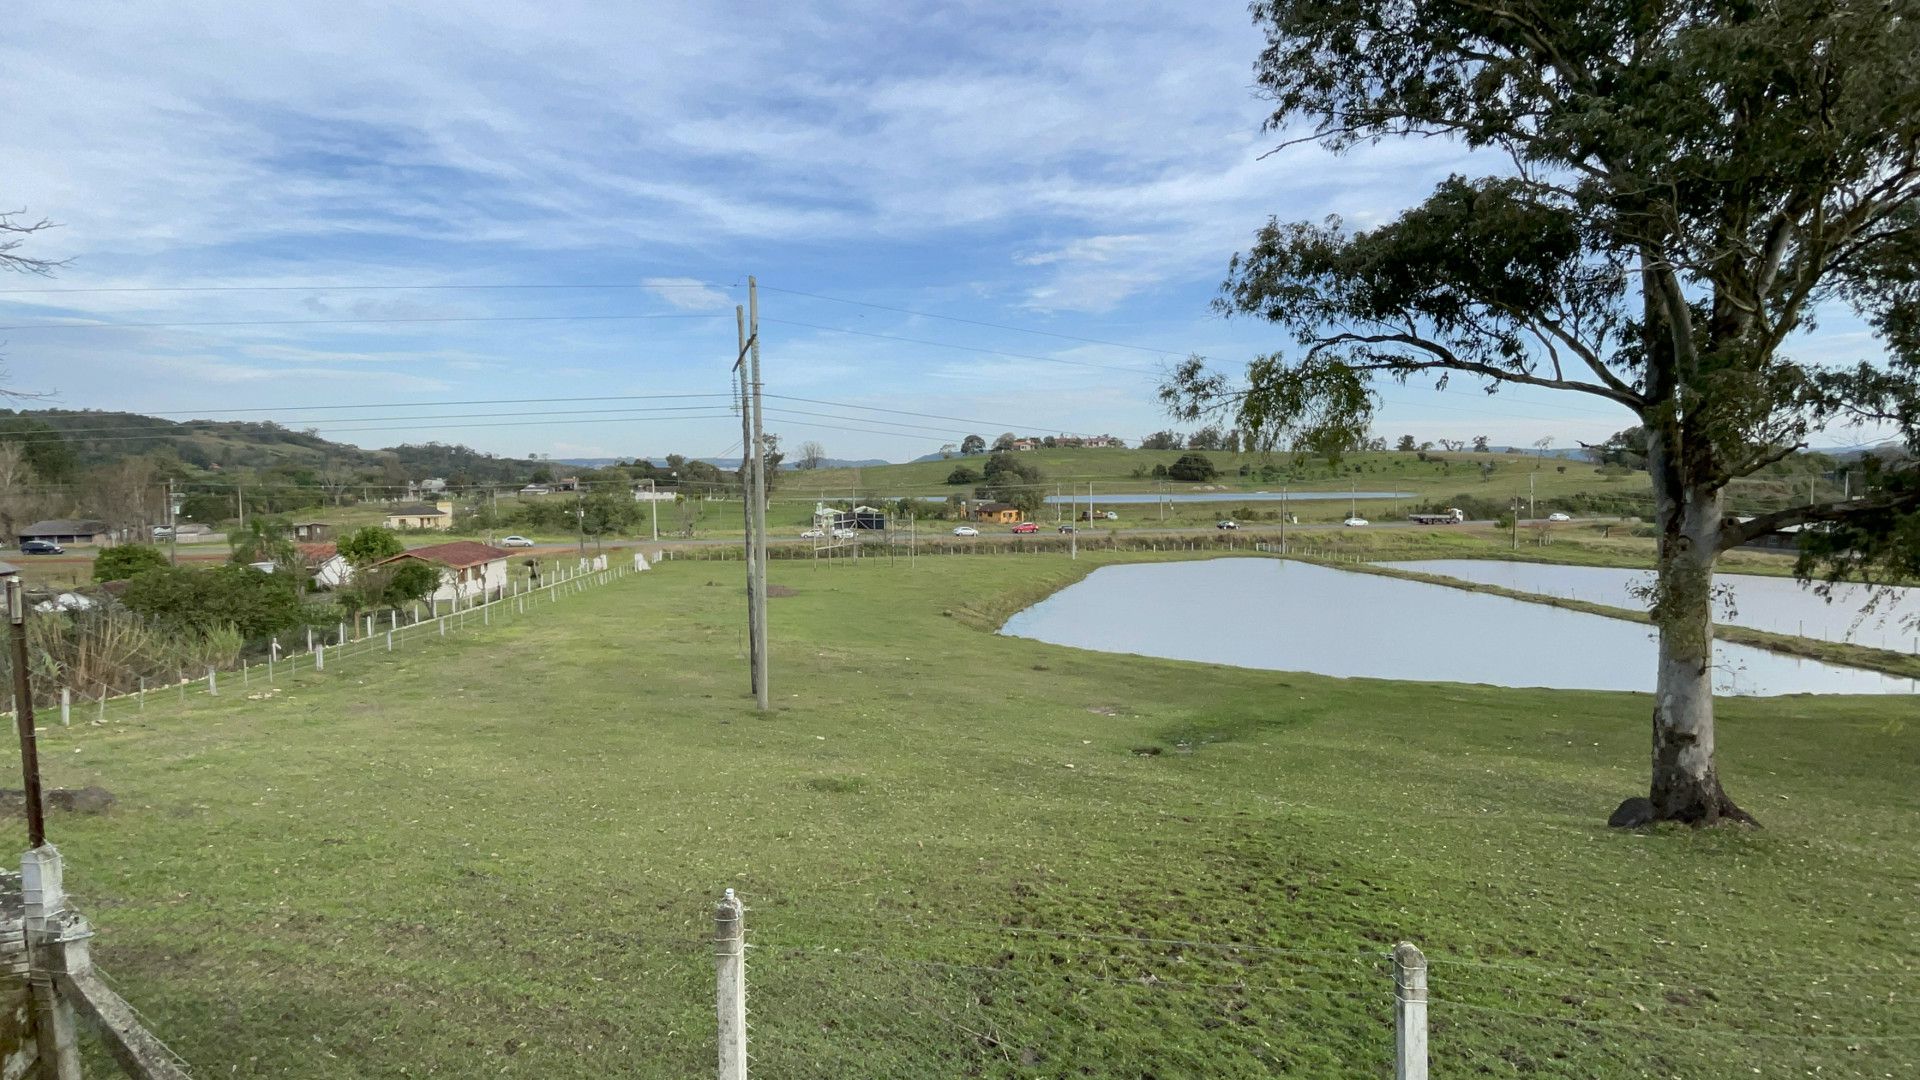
<box><xmin>999</xmin><ymin>559</ymin><xmax>1917</xmax><ymax>696</ymax></box>
<box><xmin>1383</xmin><ymin>560</ymin><xmax>1918</xmax><ymax>654</ymax></box>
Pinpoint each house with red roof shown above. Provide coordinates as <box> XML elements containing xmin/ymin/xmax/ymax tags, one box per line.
<box><xmin>374</xmin><ymin>540</ymin><xmax>514</xmax><ymax>608</ymax></box>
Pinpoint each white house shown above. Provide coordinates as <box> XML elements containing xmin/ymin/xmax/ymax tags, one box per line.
<box><xmin>375</xmin><ymin>540</ymin><xmax>513</xmax><ymax>609</ymax></box>
<box><xmin>300</xmin><ymin>543</ymin><xmax>353</xmax><ymax>589</ymax></box>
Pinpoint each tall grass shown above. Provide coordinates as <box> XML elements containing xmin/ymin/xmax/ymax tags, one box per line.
<box><xmin>1</xmin><ymin>607</ymin><xmax>246</xmax><ymax>707</ymax></box>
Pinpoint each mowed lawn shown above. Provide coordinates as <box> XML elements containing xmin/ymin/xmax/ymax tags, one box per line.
<box><xmin>16</xmin><ymin>552</ymin><xmax>1917</xmax><ymax>1078</ymax></box>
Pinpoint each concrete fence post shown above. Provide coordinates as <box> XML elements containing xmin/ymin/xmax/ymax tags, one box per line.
<box><xmin>1393</xmin><ymin>942</ymin><xmax>1428</xmax><ymax>1080</ymax></box>
<box><xmin>386</xmin><ymin>630</ymin><xmax>393</xmax><ymax>652</ymax></box>
<box><xmin>206</xmin><ymin>668</ymin><xmax>216</xmax><ymax>696</ymax></box>
<box><xmin>59</xmin><ymin>689</ymin><xmax>69</xmax><ymax>727</ymax></box>
<box><xmin>714</xmin><ymin>888</ymin><xmax>747</xmax><ymax>1080</ymax></box>
<box><xmin>314</xmin><ymin>644</ymin><xmax>325</xmax><ymax>672</ymax></box>
<box><xmin>439</xmin><ymin>617</ymin><xmax>446</xmax><ymax>637</ymax></box>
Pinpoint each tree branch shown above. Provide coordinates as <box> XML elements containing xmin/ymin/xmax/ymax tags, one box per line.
<box><xmin>1719</xmin><ymin>489</ymin><xmax>1920</xmax><ymax>551</ymax></box>
<box><xmin>1314</xmin><ymin>332</ymin><xmax>1646</xmax><ymax>408</ymax></box>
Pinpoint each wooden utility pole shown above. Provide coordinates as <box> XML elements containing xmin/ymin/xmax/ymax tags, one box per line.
<box><xmin>6</xmin><ymin>576</ymin><xmax>47</xmax><ymax>849</ymax></box>
<box><xmin>735</xmin><ymin>305</ymin><xmax>763</xmax><ymax>704</ymax></box>
<box><xmin>747</xmin><ymin>278</ymin><xmax>770</xmax><ymax>711</ymax></box>
<box><xmin>166</xmin><ymin>479</ymin><xmax>178</xmax><ymax>565</ymax></box>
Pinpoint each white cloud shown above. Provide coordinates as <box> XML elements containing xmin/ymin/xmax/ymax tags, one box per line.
<box><xmin>643</xmin><ymin>277</ymin><xmax>734</xmax><ymax>311</ymax></box>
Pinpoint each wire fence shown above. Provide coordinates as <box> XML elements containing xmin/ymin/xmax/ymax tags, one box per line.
<box><xmin>2</xmin><ymin>552</ymin><xmax>651</xmax><ymax>730</ymax></box>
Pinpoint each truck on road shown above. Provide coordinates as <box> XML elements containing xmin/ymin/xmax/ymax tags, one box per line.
<box><xmin>1408</xmin><ymin>508</ymin><xmax>1466</xmax><ymax>525</ymax></box>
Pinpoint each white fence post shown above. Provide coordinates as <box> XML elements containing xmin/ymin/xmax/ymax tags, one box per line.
<box><xmin>206</xmin><ymin>668</ymin><xmax>216</xmax><ymax>696</ymax></box>
<box><xmin>314</xmin><ymin>644</ymin><xmax>325</xmax><ymax>672</ymax></box>
<box><xmin>714</xmin><ymin>889</ymin><xmax>747</xmax><ymax>1080</ymax></box>
<box><xmin>59</xmin><ymin>688</ymin><xmax>70</xmax><ymax>727</ymax></box>
<box><xmin>1393</xmin><ymin>942</ymin><xmax>1428</xmax><ymax>1080</ymax></box>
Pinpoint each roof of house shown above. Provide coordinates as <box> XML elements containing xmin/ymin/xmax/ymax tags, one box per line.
<box><xmin>376</xmin><ymin>541</ymin><xmax>512</xmax><ymax>570</ymax></box>
<box><xmin>19</xmin><ymin>519</ymin><xmax>110</xmax><ymax>536</ymax></box>
<box><xmin>298</xmin><ymin>542</ymin><xmax>339</xmax><ymax>562</ymax></box>
<box><xmin>386</xmin><ymin>503</ymin><xmax>449</xmax><ymax>516</ymax></box>
<box><xmin>0</xmin><ymin>561</ymin><xmax>18</xmax><ymax>577</ymax></box>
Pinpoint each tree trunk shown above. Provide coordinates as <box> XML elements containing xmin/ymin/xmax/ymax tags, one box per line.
<box><xmin>1644</xmin><ymin>448</ymin><xmax>1756</xmax><ymax>826</ymax></box>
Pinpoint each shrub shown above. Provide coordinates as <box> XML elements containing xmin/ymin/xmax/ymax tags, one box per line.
<box><xmin>1167</xmin><ymin>453</ymin><xmax>1218</xmax><ymax>482</ymax></box>
<box><xmin>93</xmin><ymin>544</ymin><xmax>169</xmax><ymax>583</ymax></box>
<box><xmin>121</xmin><ymin>564</ymin><xmax>325</xmax><ymax>642</ymax></box>
<box><xmin>945</xmin><ymin>466</ymin><xmax>981</xmax><ymax>485</ymax></box>
<box><xmin>338</xmin><ymin>525</ymin><xmax>405</xmax><ymax>565</ymax></box>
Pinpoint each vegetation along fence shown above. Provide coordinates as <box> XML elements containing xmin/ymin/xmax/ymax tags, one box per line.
<box><xmin>2</xmin><ymin>553</ymin><xmax>651</xmax><ymax>727</ymax></box>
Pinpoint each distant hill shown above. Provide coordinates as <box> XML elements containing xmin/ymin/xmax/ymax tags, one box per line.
<box><xmin>0</xmin><ymin>408</ymin><xmax>544</xmax><ymax>482</ymax></box>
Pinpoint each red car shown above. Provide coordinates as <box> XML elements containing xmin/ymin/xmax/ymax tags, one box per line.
<box><xmin>1010</xmin><ymin>522</ymin><xmax>1041</xmax><ymax>534</ymax></box>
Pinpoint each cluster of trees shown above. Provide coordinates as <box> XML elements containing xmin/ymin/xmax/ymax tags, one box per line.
<box><xmin>972</xmin><ymin>453</ymin><xmax>1046</xmax><ymax>515</ymax></box>
<box><xmin>1138</xmin><ymin>428</ymin><xmax>1245</xmax><ymax>452</ymax></box>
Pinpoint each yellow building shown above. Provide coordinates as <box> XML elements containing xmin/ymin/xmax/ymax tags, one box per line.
<box><xmin>384</xmin><ymin>500</ymin><xmax>453</xmax><ymax>531</ymax></box>
<box><xmin>972</xmin><ymin>502</ymin><xmax>1023</xmax><ymax>524</ymax></box>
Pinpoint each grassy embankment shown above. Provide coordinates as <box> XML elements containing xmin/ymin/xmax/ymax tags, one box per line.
<box><xmin>17</xmin><ymin>550</ymin><xmax>1917</xmax><ymax>1078</ymax></box>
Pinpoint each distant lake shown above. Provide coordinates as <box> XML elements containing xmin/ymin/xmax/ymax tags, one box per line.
<box><xmin>1042</xmin><ymin>491</ymin><xmax>1411</xmax><ymax>506</ymax></box>
<box><xmin>1000</xmin><ymin>559</ymin><xmax>1917</xmax><ymax>696</ymax></box>
<box><xmin>1383</xmin><ymin>560</ymin><xmax>1919</xmax><ymax>654</ymax></box>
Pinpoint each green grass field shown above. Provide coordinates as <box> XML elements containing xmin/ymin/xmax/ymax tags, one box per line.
<box><xmin>16</xmin><ymin>551</ymin><xmax>1917</xmax><ymax>1077</ymax></box>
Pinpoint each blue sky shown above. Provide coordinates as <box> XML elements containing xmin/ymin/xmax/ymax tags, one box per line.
<box><xmin>0</xmin><ymin>1</ymin><xmax>1893</xmax><ymax>462</ymax></box>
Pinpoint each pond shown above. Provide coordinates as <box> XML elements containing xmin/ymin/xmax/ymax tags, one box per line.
<box><xmin>1042</xmin><ymin>490</ymin><xmax>1411</xmax><ymax>505</ymax></box>
<box><xmin>999</xmin><ymin>558</ymin><xmax>1917</xmax><ymax>696</ymax></box>
<box><xmin>1381</xmin><ymin>560</ymin><xmax>1919</xmax><ymax>654</ymax></box>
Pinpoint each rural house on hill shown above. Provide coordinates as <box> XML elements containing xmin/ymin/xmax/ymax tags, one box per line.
<box><xmin>375</xmin><ymin>540</ymin><xmax>512</xmax><ymax>608</ymax></box>
<box><xmin>384</xmin><ymin>501</ymin><xmax>453</xmax><ymax>531</ymax></box>
<box><xmin>300</xmin><ymin>543</ymin><xmax>352</xmax><ymax>589</ymax></box>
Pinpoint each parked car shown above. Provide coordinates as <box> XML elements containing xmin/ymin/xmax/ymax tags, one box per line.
<box><xmin>500</xmin><ymin>535</ymin><xmax>535</xmax><ymax>547</ymax></box>
<box><xmin>1342</xmin><ymin>517</ymin><xmax>1369</xmax><ymax>527</ymax></box>
<box><xmin>1011</xmin><ymin>522</ymin><xmax>1041</xmax><ymax>534</ymax></box>
<box><xmin>1057</xmin><ymin>524</ymin><xmax>1076</xmax><ymax>534</ymax></box>
<box><xmin>1216</xmin><ymin>520</ymin><xmax>1238</xmax><ymax>530</ymax></box>
<box><xmin>19</xmin><ymin>540</ymin><xmax>63</xmax><ymax>555</ymax></box>
<box><xmin>800</xmin><ymin>528</ymin><xmax>825</xmax><ymax>539</ymax></box>
<box><xmin>1547</xmin><ymin>512</ymin><xmax>1572</xmax><ymax>522</ymax></box>
<box><xmin>952</xmin><ymin>526</ymin><xmax>980</xmax><ymax>537</ymax></box>
<box><xmin>151</xmin><ymin>525</ymin><xmax>174</xmax><ymax>538</ymax></box>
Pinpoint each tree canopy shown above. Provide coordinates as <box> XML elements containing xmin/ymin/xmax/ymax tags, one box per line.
<box><xmin>1169</xmin><ymin>0</ymin><xmax>1920</xmax><ymax>825</ymax></box>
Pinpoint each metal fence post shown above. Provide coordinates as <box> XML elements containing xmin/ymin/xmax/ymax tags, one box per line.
<box><xmin>1393</xmin><ymin>942</ymin><xmax>1428</xmax><ymax>1080</ymax></box>
<box><xmin>714</xmin><ymin>888</ymin><xmax>747</xmax><ymax>1080</ymax></box>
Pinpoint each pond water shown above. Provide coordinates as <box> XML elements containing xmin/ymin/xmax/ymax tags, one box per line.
<box><xmin>1382</xmin><ymin>560</ymin><xmax>1919</xmax><ymax>654</ymax></box>
<box><xmin>1042</xmin><ymin>490</ymin><xmax>1411</xmax><ymax>505</ymax></box>
<box><xmin>999</xmin><ymin>559</ymin><xmax>1917</xmax><ymax>696</ymax></box>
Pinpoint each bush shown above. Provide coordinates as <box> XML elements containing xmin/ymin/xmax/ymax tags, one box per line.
<box><xmin>945</xmin><ymin>466</ymin><xmax>981</xmax><ymax>485</ymax></box>
<box><xmin>121</xmin><ymin>564</ymin><xmax>331</xmax><ymax>643</ymax></box>
<box><xmin>93</xmin><ymin>544</ymin><xmax>169</xmax><ymax>583</ymax></box>
<box><xmin>1167</xmin><ymin>453</ymin><xmax>1218</xmax><ymax>482</ymax></box>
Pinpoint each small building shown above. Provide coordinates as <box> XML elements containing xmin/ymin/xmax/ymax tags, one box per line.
<box><xmin>1010</xmin><ymin>438</ymin><xmax>1039</xmax><ymax>452</ymax></box>
<box><xmin>552</xmin><ymin>477</ymin><xmax>582</xmax><ymax>492</ymax></box>
<box><xmin>16</xmin><ymin>519</ymin><xmax>113</xmax><ymax>546</ymax></box>
<box><xmin>383</xmin><ymin>501</ymin><xmax>454</xmax><ymax>531</ymax></box>
<box><xmin>375</xmin><ymin>540</ymin><xmax>513</xmax><ymax>608</ymax></box>
<box><xmin>289</xmin><ymin>521</ymin><xmax>332</xmax><ymax>542</ymax></box>
<box><xmin>418</xmin><ymin>478</ymin><xmax>448</xmax><ymax>494</ymax></box>
<box><xmin>972</xmin><ymin>502</ymin><xmax>1023</xmax><ymax>524</ymax></box>
<box><xmin>1083</xmin><ymin>435</ymin><xmax>1125</xmax><ymax>448</ymax></box>
<box><xmin>300</xmin><ymin>543</ymin><xmax>353</xmax><ymax>589</ymax></box>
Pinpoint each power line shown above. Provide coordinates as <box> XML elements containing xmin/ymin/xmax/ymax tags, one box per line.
<box><xmin>762</xmin><ymin>318</ymin><xmax>1165</xmax><ymax>376</ymax></box>
<box><xmin>755</xmin><ymin>283</ymin><xmax>1188</xmax><ymax>358</ymax></box>
<box><xmin>0</xmin><ymin>312</ymin><xmax>730</xmax><ymax>332</ymax></box>
<box><xmin>0</xmin><ymin>282</ymin><xmax>731</xmax><ymax>295</ymax></box>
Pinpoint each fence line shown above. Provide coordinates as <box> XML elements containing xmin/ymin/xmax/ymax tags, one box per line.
<box><xmin>4</xmin><ymin>552</ymin><xmax>652</xmax><ymax>727</ymax></box>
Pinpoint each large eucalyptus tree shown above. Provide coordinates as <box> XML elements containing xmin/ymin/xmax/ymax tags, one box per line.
<box><xmin>1170</xmin><ymin>0</ymin><xmax>1920</xmax><ymax>824</ymax></box>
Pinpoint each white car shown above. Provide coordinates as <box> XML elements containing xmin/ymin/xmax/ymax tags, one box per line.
<box><xmin>1547</xmin><ymin>512</ymin><xmax>1572</xmax><ymax>522</ymax></box>
<box><xmin>952</xmin><ymin>526</ymin><xmax>980</xmax><ymax>537</ymax></box>
<box><xmin>800</xmin><ymin>528</ymin><xmax>825</xmax><ymax>539</ymax></box>
<box><xmin>832</xmin><ymin>528</ymin><xmax>857</xmax><ymax>540</ymax></box>
<box><xmin>500</xmin><ymin>535</ymin><xmax>536</xmax><ymax>547</ymax></box>
<box><xmin>1342</xmin><ymin>517</ymin><xmax>1369</xmax><ymax>527</ymax></box>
